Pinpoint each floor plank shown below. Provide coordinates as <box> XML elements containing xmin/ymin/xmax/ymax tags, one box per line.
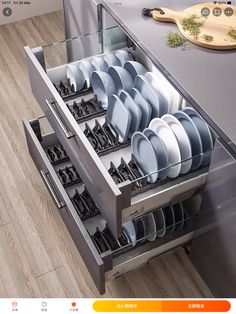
<box><xmin>0</xmin><ymin>223</ymin><xmax>42</xmax><ymax>297</ymax></box>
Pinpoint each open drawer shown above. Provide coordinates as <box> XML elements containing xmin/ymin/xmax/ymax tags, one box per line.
<box><xmin>23</xmin><ymin>116</ymin><xmax>203</xmax><ymax>294</ymax></box>
<box><xmin>24</xmin><ymin>26</ymin><xmax>213</xmax><ymax>237</ymax></box>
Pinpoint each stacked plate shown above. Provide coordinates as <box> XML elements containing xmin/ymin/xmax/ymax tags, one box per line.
<box><xmin>131</xmin><ymin>107</ymin><xmax>213</xmax><ymax>183</ymax></box>
<box><xmin>65</xmin><ymin>49</ymin><xmax>133</xmax><ymax>93</ymax></box>
<box><xmin>104</xmin><ymin>70</ymin><xmax>184</xmax><ymax>142</ymax></box>
<box><xmin>91</xmin><ymin>202</ymin><xmax>186</xmax><ymax>253</ymax></box>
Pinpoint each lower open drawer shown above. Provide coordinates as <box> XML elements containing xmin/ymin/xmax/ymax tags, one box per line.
<box><xmin>23</xmin><ymin>116</ymin><xmax>203</xmax><ymax>294</ymax></box>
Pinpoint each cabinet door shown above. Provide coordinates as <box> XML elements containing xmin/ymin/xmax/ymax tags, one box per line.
<box><xmin>190</xmin><ymin>140</ymin><xmax>236</xmax><ymax>297</ymax></box>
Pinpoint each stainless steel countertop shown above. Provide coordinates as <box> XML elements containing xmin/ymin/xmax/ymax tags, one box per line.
<box><xmin>99</xmin><ymin>0</ymin><xmax>236</xmax><ymax>151</ymax></box>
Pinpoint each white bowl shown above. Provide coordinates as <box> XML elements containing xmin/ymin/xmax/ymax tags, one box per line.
<box><xmin>108</xmin><ymin>66</ymin><xmax>133</xmax><ymax>93</ymax></box>
<box><xmin>124</xmin><ymin>61</ymin><xmax>148</xmax><ymax>80</ymax></box>
<box><xmin>91</xmin><ymin>71</ymin><xmax>117</xmax><ymax>110</ymax></box>
<box><xmin>66</xmin><ymin>64</ymin><xmax>85</xmax><ymax>92</ymax></box>
<box><xmin>91</xmin><ymin>56</ymin><xmax>108</xmax><ymax>72</ymax></box>
<box><xmin>78</xmin><ymin>60</ymin><xmax>96</xmax><ymax>88</ymax></box>
<box><xmin>103</xmin><ymin>52</ymin><xmax>121</xmax><ymax>67</ymax></box>
<box><xmin>115</xmin><ymin>49</ymin><xmax>133</xmax><ymax>66</ymax></box>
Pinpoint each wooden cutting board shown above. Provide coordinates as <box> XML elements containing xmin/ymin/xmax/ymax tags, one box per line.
<box><xmin>143</xmin><ymin>3</ymin><xmax>236</xmax><ymax>50</ymax></box>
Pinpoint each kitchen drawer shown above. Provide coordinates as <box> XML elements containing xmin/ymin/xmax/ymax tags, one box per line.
<box><xmin>23</xmin><ymin>117</ymin><xmax>201</xmax><ymax>294</ymax></box>
<box><xmin>25</xmin><ymin>27</ymin><xmax>211</xmax><ymax>237</ymax></box>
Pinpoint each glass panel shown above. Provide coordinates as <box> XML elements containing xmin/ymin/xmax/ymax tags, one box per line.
<box><xmin>129</xmin><ymin>148</ymin><xmax>214</xmax><ymax>186</ymax></box>
<box><xmin>114</xmin><ymin>199</ymin><xmax>197</xmax><ymax>254</ymax></box>
<box><xmin>42</xmin><ymin>26</ymin><xmax>128</xmax><ymax>69</ymax></box>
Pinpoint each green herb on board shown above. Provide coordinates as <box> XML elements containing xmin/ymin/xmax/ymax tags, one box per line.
<box><xmin>166</xmin><ymin>31</ymin><xmax>186</xmax><ymax>48</ymax></box>
<box><xmin>202</xmin><ymin>34</ymin><xmax>214</xmax><ymax>42</ymax></box>
<box><xmin>181</xmin><ymin>14</ymin><xmax>204</xmax><ymax>39</ymax></box>
<box><xmin>228</xmin><ymin>29</ymin><xmax>236</xmax><ymax>40</ymax></box>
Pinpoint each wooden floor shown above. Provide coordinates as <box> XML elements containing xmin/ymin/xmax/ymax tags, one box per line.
<box><xmin>0</xmin><ymin>12</ymin><xmax>213</xmax><ymax>298</ymax></box>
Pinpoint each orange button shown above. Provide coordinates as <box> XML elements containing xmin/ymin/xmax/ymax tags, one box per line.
<box><xmin>93</xmin><ymin>300</ymin><xmax>231</xmax><ymax>312</ymax></box>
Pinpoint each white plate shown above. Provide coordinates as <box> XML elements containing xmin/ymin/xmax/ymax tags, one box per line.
<box><xmin>143</xmin><ymin>213</ymin><xmax>157</xmax><ymax>242</ymax></box>
<box><xmin>108</xmin><ymin>66</ymin><xmax>133</xmax><ymax>94</ymax></box>
<box><xmin>78</xmin><ymin>60</ymin><xmax>95</xmax><ymax>88</ymax></box>
<box><xmin>122</xmin><ymin>221</ymin><xmax>136</xmax><ymax>246</ymax></box>
<box><xmin>91</xmin><ymin>56</ymin><xmax>108</xmax><ymax>72</ymax></box>
<box><xmin>115</xmin><ymin>49</ymin><xmax>134</xmax><ymax>66</ymax></box>
<box><xmin>162</xmin><ymin>114</ymin><xmax>192</xmax><ymax>174</ymax></box>
<box><xmin>173</xmin><ymin>111</ymin><xmax>203</xmax><ymax>171</ymax></box>
<box><xmin>66</xmin><ymin>64</ymin><xmax>85</xmax><ymax>92</ymax></box>
<box><xmin>130</xmin><ymin>88</ymin><xmax>152</xmax><ymax>130</ymax></box>
<box><xmin>91</xmin><ymin>71</ymin><xmax>117</xmax><ymax>110</ymax></box>
<box><xmin>143</xmin><ymin>128</ymin><xmax>169</xmax><ymax>180</ymax></box>
<box><xmin>134</xmin><ymin>75</ymin><xmax>160</xmax><ymax>118</ymax></box>
<box><xmin>131</xmin><ymin>131</ymin><xmax>158</xmax><ymax>183</ymax></box>
<box><xmin>149</xmin><ymin>118</ymin><xmax>181</xmax><ymax>178</ymax></box>
<box><xmin>152</xmin><ymin>67</ymin><xmax>182</xmax><ymax>112</ymax></box>
<box><xmin>145</xmin><ymin>72</ymin><xmax>171</xmax><ymax>116</ymax></box>
<box><xmin>124</xmin><ymin>61</ymin><xmax>148</xmax><ymax>80</ymax></box>
<box><xmin>103</xmin><ymin>52</ymin><xmax>121</xmax><ymax>67</ymax></box>
<box><xmin>120</xmin><ymin>91</ymin><xmax>142</xmax><ymax>137</ymax></box>
<box><xmin>106</xmin><ymin>95</ymin><xmax>131</xmax><ymax>143</ymax></box>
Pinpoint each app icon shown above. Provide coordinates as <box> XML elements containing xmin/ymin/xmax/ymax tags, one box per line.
<box><xmin>72</xmin><ymin>302</ymin><xmax>77</xmax><ymax>307</ymax></box>
<box><xmin>213</xmin><ymin>7</ymin><xmax>222</xmax><ymax>16</ymax></box>
<box><xmin>42</xmin><ymin>301</ymin><xmax>47</xmax><ymax>308</ymax></box>
<box><xmin>2</xmin><ymin>7</ymin><xmax>12</xmax><ymax>17</ymax></box>
<box><xmin>12</xmin><ymin>301</ymin><xmax>18</xmax><ymax>308</ymax></box>
<box><xmin>224</xmin><ymin>7</ymin><xmax>234</xmax><ymax>16</ymax></box>
<box><xmin>201</xmin><ymin>7</ymin><xmax>210</xmax><ymax>16</ymax></box>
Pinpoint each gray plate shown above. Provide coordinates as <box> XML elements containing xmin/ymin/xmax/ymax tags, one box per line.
<box><xmin>134</xmin><ymin>217</ymin><xmax>146</xmax><ymax>243</ymax></box>
<box><xmin>122</xmin><ymin>221</ymin><xmax>136</xmax><ymax>246</ymax></box>
<box><xmin>173</xmin><ymin>111</ymin><xmax>203</xmax><ymax>171</ymax></box>
<box><xmin>124</xmin><ymin>61</ymin><xmax>148</xmax><ymax>80</ymax></box>
<box><xmin>172</xmin><ymin>203</ymin><xmax>185</xmax><ymax>231</ymax></box>
<box><xmin>143</xmin><ymin>128</ymin><xmax>169</xmax><ymax>180</ymax></box>
<box><xmin>106</xmin><ymin>94</ymin><xmax>131</xmax><ymax>143</ymax></box>
<box><xmin>163</xmin><ymin>205</ymin><xmax>175</xmax><ymax>233</ymax></box>
<box><xmin>142</xmin><ymin>212</ymin><xmax>157</xmax><ymax>242</ymax></box>
<box><xmin>153</xmin><ymin>208</ymin><xmax>166</xmax><ymax>238</ymax></box>
<box><xmin>131</xmin><ymin>131</ymin><xmax>158</xmax><ymax>183</ymax></box>
<box><xmin>134</xmin><ymin>75</ymin><xmax>160</xmax><ymax>119</ymax></box>
<box><xmin>130</xmin><ymin>88</ymin><xmax>152</xmax><ymax>130</ymax></box>
<box><xmin>120</xmin><ymin>91</ymin><xmax>142</xmax><ymax>137</ymax></box>
<box><xmin>183</xmin><ymin>107</ymin><xmax>213</xmax><ymax>167</ymax></box>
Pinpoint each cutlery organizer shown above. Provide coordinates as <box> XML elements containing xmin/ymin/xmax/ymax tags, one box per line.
<box><xmin>23</xmin><ymin>117</ymin><xmax>203</xmax><ymax>294</ymax></box>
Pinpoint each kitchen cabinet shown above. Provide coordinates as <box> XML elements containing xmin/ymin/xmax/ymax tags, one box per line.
<box><xmin>23</xmin><ymin>0</ymin><xmax>236</xmax><ymax>295</ymax></box>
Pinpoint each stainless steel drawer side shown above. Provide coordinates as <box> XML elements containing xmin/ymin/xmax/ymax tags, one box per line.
<box><xmin>23</xmin><ymin>118</ymin><xmax>107</xmax><ymax>294</ymax></box>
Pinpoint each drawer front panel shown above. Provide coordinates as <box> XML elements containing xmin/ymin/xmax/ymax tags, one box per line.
<box><xmin>23</xmin><ymin>119</ymin><xmax>106</xmax><ymax>294</ymax></box>
<box><xmin>25</xmin><ymin>46</ymin><xmax>126</xmax><ymax>238</ymax></box>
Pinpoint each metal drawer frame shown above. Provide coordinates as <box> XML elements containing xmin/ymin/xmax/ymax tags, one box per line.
<box><xmin>24</xmin><ymin>43</ymin><xmax>209</xmax><ymax>237</ymax></box>
<box><xmin>23</xmin><ymin>118</ymin><xmax>110</xmax><ymax>294</ymax></box>
<box><xmin>23</xmin><ymin>117</ymin><xmax>198</xmax><ymax>295</ymax></box>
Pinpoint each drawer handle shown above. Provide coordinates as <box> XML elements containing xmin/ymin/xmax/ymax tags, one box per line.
<box><xmin>40</xmin><ymin>170</ymin><xmax>65</xmax><ymax>209</ymax></box>
<box><xmin>46</xmin><ymin>99</ymin><xmax>74</xmax><ymax>139</ymax></box>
